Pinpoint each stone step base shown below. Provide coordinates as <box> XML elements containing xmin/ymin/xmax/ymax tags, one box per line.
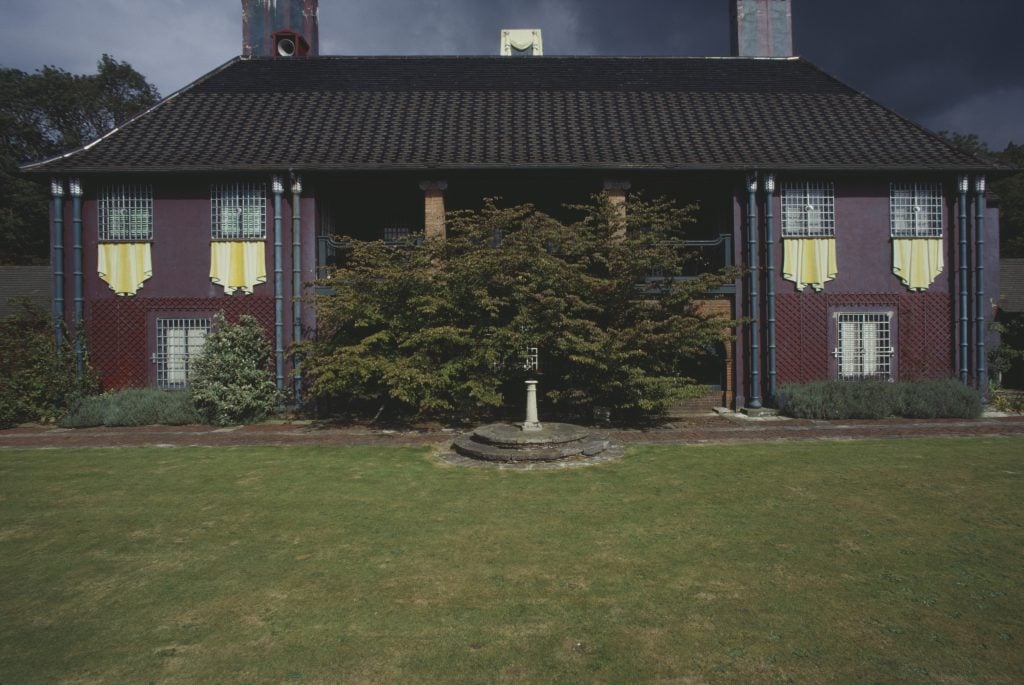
<box><xmin>452</xmin><ymin>434</ymin><xmax>610</xmax><ymax>463</ymax></box>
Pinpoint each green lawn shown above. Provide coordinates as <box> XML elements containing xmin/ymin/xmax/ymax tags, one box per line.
<box><xmin>1</xmin><ymin>439</ymin><xmax>1022</xmax><ymax>684</ymax></box>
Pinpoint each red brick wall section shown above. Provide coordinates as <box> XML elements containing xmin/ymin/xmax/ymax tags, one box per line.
<box><xmin>87</xmin><ymin>296</ymin><xmax>275</xmax><ymax>390</ymax></box>
<box><xmin>775</xmin><ymin>292</ymin><xmax>952</xmax><ymax>385</ymax></box>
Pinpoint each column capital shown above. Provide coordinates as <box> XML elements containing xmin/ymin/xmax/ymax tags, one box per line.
<box><xmin>291</xmin><ymin>175</ymin><xmax>302</xmax><ymax>194</ymax></box>
<box><xmin>51</xmin><ymin>179</ymin><xmax>64</xmax><ymax>197</ymax></box>
<box><xmin>69</xmin><ymin>178</ymin><xmax>83</xmax><ymax>197</ymax></box>
<box><xmin>419</xmin><ymin>180</ymin><xmax>448</xmax><ymax>192</ymax></box>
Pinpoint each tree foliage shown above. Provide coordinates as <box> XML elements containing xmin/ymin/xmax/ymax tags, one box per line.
<box><xmin>1</xmin><ymin>55</ymin><xmax>160</xmax><ymax>263</ymax></box>
<box><xmin>302</xmin><ymin>196</ymin><xmax>738</xmax><ymax>423</ymax></box>
<box><xmin>0</xmin><ymin>301</ymin><xmax>97</xmax><ymax>427</ymax></box>
<box><xmin>939</xmin><ymin>131</ymin><xmax>1024</xmax><ymax>257</ymax></box>
<box><xmin>188</xmin><ymin>313</ymin><xmax>279</xmax><ymax>425</ymax></box>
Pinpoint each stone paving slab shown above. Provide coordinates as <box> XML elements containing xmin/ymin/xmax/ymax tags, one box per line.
<box><xmin>2</xmin><ymin>413</ymin><xmax>1024</xmax><ymax>449</ymax></box>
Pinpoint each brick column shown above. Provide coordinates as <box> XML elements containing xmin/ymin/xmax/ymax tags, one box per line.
<box><xmin>420</xmin><ymin>180</ymin><xmax>448</xmax><ymax>240</ymax></box>
<box><xmin>602</xmin><ymin>180</ymin><xmax>631</xmax><ymax>238</ymax></box>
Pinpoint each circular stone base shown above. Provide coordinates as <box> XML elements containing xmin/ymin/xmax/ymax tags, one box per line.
<box><xmin>472</xmin><ymin>422</ymin><xmax>590</xmax><ymax>446</ymax></box>
<box><xmin>448</xmin><ymin>421</ymin><xmax>621</xmax><ymax>466</ymax></box>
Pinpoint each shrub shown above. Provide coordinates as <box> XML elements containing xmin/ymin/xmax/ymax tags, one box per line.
<box><xmin>778</xmin><ymin>378</ymin><xmax>982</xmax><ymax>420</ymax></box>
<box><xmin>188</xmin><ymin>313</ymin><xmax>278</xmax><ymax>425</ymax></box>
<box><xmin>60</xmin><ymin>388</ymin><xmax>199</xmax><ymax>428</ymax></box>
<box><xmin>0</xmin><ymin>301</ymin><xmax>97</xmax><ymax>428</ymax></box>
<box><xmin>895</xmin><ymin>378</ymin><xmax>982</xmax><ymax>419</ymax></box>
<box><xmin>302</xmin><ymin>196</ymin><xmax>737</xmax><ymax>423</ymax></box>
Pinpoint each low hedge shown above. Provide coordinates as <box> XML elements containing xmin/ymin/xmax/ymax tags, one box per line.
<box><xmin>777</xmin><ymin>378</ymin><xmax>981</xmax><ymax>420</ymax></box>
<box><xmin>60</xmin><ymin>388</ymin><xmax>200</xmax><ymax>428</ymax></box>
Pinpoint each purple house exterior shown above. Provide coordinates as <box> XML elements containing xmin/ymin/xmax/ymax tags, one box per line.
<box><xmin>22</xmin><ymin>0</ymin><xmax>1000</xmax><ymax>409</ymax></box>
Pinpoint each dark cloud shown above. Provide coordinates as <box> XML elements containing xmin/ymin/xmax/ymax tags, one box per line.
<box><xmin>1</xmin><ymin>0</ymin><xmax>1021</xmax><ymax>147</ymax></box>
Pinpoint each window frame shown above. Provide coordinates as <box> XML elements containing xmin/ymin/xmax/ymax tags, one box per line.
<box><xmin>889</xmin><ymin>182</ymin><xmax>943</xmax><ymax>238</ymax></box>
<box><xmin>831</xmin><ymin>309</ymin><xmax>896</xmax><ymax>381</ymax></box>
<box><xmin>98</xmin><ymin>184</ymin><xmax>153</xmax><ymax>242</ymax></box>
<box><xmin>155</xmin><ymin>317</ymin><xmax>211</xmax><ymax>389</ymax></box>
<box><xmin>211</xmin><ymin>181</ymin><xmax>267</xmax><ymax>241</ymax></box>
<box><xmin>781</xmin><ymin>181</ymin><xmax>836</xmax><ymax>238</ymax></box>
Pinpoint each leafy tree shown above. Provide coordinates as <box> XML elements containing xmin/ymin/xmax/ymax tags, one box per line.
<box><xmin>939</xmin><ymin>131</ymin><xmax>1024</xmax><ymax>257</ymax></box>
<box><xmin>302</xmin><ymin>196</ymin><xmax>738</xmax><ymax>423</ymax></box>
<box><xmin>0</xmin><ymin>55</ymin><xmax>160</xmax><ymax>263</ymax></box>
<box><xmin>188</xmin><ymin>313</ymin><xmax>279</xmax><ymax>425</ymax></box>
<box><xmin>0</xmin><ymin>301</ymin><xmax>97</xmax><ymax>427</ymax></box>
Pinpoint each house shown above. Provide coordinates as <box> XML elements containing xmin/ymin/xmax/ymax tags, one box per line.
<box><xmin>21</xmin><ymin>0</ymin><xmax>1001</xmax><ymax>409</ymax></box>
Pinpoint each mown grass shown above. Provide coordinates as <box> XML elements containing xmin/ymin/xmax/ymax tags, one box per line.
<box><xmin>1</xmin><ymin>439</ymin><xmax>1022</xmax><ymax>683</ymax></box>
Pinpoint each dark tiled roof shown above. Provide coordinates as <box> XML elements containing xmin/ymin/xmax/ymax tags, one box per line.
<box><xmin>1001</xmin><ymin>259</ymin><xmax>1024</xmax><ymax>313</ymax></box>
<box><xmin>25</xmin><ymin>56</ymin><xmax>992</xmax><ymax>174</ymax></box>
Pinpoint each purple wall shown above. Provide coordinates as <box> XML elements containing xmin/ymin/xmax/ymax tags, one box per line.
<box><xmin>56</xmin><ymin>175</ymin><xmax>318</xmax><ymax>389</ymax></box>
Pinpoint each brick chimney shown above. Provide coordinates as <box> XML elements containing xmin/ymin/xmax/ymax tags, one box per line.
<box><xmin>242</xmin><ymin>0</ymin><xmax>319</xmax><ymax>57</ymax></box>
<box><xmin>729</xmin><ymin>0</ymin><xmax>793</xmax><ymax>57</ymax></box>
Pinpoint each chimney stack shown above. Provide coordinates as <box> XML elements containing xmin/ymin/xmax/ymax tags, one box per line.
<box><xmin>730</xmin><ymin>0</ymin><xmax>792</xmax><ymax>57</ymax></box>
<box><xmin>242</xmin><ymin>0</ymin><xmax>319</xmax><ymax>58</ymax></box>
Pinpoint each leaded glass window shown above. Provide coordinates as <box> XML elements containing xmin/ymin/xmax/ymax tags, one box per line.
<box><xmin>211</xmin><ymin>182</ymin><xmax>266</xmax><ymax>240</ymax></box>
<box><xmin>890</xmin><ymin>182</ymin><xmax>942</xmax><ymax>237</ymax></box>
<box><xmin>156</xmin><ymin>318</ymin><xmax>210</xmax><ymax>389</ymax></box>
<box><xmin>782</xmin><ymin>181</ymin><xmax>836</xmax><ymax>238</ymax></box>
<box><xmin>835</xmin><ymin>312</ymin><xmax>894</xmax><ymax>381</ymax></box>
<box><xmin>99</xmin><ymin>184</ymin><xmax>153</xmax><ymax>241</ymax></box>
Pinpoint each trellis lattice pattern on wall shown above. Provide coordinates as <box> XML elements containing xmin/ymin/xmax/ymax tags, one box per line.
<box><xmin>775</xmin><ymin>292</ymin><xmax>951</xmax><ymax>385</ymax></box>
<box><xmin>87</xmin><ymin>297</ymin><xmax>275</xmax><ymax>389</ymax></box>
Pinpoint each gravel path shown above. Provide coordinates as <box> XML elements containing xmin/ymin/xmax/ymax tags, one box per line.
<box><xmin>2</xmin><ymin>411</ymin><xmax>1023</xmax><ymax>449</ymax></box>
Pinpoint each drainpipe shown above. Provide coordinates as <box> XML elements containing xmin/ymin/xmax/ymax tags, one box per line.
<box><xmin>291</xmin><ymin>175</ymin><xmax>303</xmax><ymax>404</ymax></box>
<box><xmin>70</xmin><ymin>178</ymin><xmax>84</xmax><ymax>381</ymax></box>
<box><xmin>272</xmin><ymin>176</ymin><xmax>285</xmax><ymax>394</ymax></box>
<box><xmin>763</xmin><ymin>173</ymin><xmax>777</xmax><ymax>402</ymax></box>
<box><xmin>51</xmin><ymin>179</ymin><xmax>65</xmax><ymax>351</ymax></box>
<box><xmin>958</xmin><ymin>175</ymin><xmax>969</xmax><ymax>385</ymax></box>
<box><xmin>974</xmin><ymin>175</ymin><xmax>987</xmax><ymax>401</ymax></box>
<box><xmin>746</xmin><ymin>173</ymin><xmax>762</xmax><ymax>409</ymax></box>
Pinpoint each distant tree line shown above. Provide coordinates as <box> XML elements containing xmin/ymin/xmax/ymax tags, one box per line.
<box><xmin>0</xmin><ymin>55</ymin><xmax>159</xmax><ymax>264</ymax></box>
<box><xmin>940</xmin><ymin>132</ymin><xmax>1024</xmax><ymax>258</ymax></box>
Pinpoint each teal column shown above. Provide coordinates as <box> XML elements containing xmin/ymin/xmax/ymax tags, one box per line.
<box><xmin>763</xmin><ymin>173</ymin><xmax>777</xmax><ymax>401</ymax></box>
<box><xmin>974</xmin><ymin>176</ymin><xmax>987</xmax><ymax>401</ymax></box>
<box><xmin>746</xmin><ymin>173</ymin><xmax>762</xmax><ymax>409</ymax></box>
<box><xmin>272</xmin><ymin>176</ymin><xmax>285</xmax><ymax>394</ymax></box>
<box><xmin>291</xmin><ymin>175</ymin><xmax>303</xmax><ymax>404</ymax></box>
<box><xmin>70</xmin><ymin>177</ymin><xmax>84</xmax><ymax>381</ymax></box>
<box><xmin>957</xmin><ymin>175</ymin><xmax>969</xmax><ymax>385</ymax></box>
<box><xmin>50</xmin><ymin>179</ymin><xmax>65</xmax><ymax>351</ymax></box>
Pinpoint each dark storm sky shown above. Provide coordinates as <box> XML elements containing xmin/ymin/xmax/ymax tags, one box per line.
<box><xmin>1</xmin><ymin>0</ymin><xmax>1020</xmax><ymax>148</ymax></box>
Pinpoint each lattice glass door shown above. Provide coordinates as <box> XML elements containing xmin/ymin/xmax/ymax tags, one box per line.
<box><xmin>155</xmin><ymin>318</ymin><xmax>210</xmax><ymax>388</ymax></box>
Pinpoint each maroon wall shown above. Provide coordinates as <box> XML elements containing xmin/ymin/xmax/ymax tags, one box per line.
<box><xmin>768</xmin><ymin>178</ymin><xmax>959</xmax><ymax>385</ymax></box>
<box><xmin>60</xmin><ymin>174</ymin><xmax>317</xmax><ymax>391</ymax></box>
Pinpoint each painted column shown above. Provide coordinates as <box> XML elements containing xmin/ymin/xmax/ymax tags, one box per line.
<box><xmin>958</xmin><ymin>175</ymin><xmax>969</xmax><ymax>384</ymax></box>
<box><xmin>272</xmin><ymin>176</ymin><xmax>285</xmax><ymax>394</ymax></box>
<box><xmin>419</xmin><ymin>180</ymin><xmax>448</xmax><ymax>240</ymax></box>
<box><xmin>291</xmin><ymin>175</ymin><xmax>303</xmax><ymax>404</ymax></box>
<box><xmin>70</xmin><ymin>177</ymin><xmax>84</xmax><ymax>381</ymax></box>
<box><xmin>523</xmin><ymin>380</ymin><xmax>541</xmax><ymax>431</ymax></box>
<box><xmin>974</xmin><ymin>175</ymin><xmax>987</xmax><ymax>401</ymax></box>
<box><xmin>746</xmin><ymin>173</ymin><xmax>762</xmax><ymax>409</ymax></box>
<box><xmin>50</xmin><ymin>179</ymin><xmax>65</xmax><ymax>351</ymax></box>
<box><xmin>763</xmin><ymin>173</ymin><xmax>777</xmax><ymax>401</ymax></box>
<box><xmin>603</xmin><ymin>180</ymin><xmax>631</xmax><ymax>239</ymax></box>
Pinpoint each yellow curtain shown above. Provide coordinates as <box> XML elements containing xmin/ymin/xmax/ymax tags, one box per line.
<box><xmin>210</xmin><ymin>241</ymin><xmax>267</xmax><ymax>294</ymax></box>
<box><xmin>782</xmin><ymin>238</ymin><xmax>837</xmax><ymax>291</ymax></box>
<box><xmin>892</xmin><ymin>238</ymin><xmax>943</xmax><ymax>291</ymax></box>
<box><xmin>97</xmin><ymin>242</ymin><xmax>152</xmax><ymax>296</ymax></box>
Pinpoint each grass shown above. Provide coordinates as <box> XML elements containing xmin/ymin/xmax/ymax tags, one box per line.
<box><xmin>1</xmin><ymin>440</ymin><xmax>1022</xmax><ymax>683</ymax></box>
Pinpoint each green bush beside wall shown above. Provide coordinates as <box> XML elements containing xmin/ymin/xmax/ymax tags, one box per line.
<box><xmin>59</xmin><ymin>388</ymin><xmax>200</xmax><ymax>428</ymax></box>
<box><xmin>777</xmin><ymin>378</ymin><xmax>981</xmax><ymax>420</ymax></box>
